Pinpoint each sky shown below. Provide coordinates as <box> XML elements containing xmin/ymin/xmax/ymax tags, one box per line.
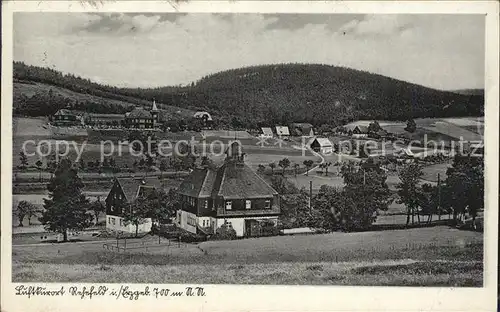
<box><xmin>14</xmin><ymin>13</ymin><xmax>485</xmax><ymax>90</ymax></box>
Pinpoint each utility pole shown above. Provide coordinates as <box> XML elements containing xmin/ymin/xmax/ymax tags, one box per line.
<box><xmin>363</xmin><ymin>169</ymin><xmax>366</xmax><ymax>185</ymax></box>
<box><xmin>309</xmin><ymin>180</ymin><xmax>313</xmax><ymax>213</ymax></box>
<box><xmin>437</xmin><ymin>173</ymin><xmax>441</xmax><ymax>221</ymax></box>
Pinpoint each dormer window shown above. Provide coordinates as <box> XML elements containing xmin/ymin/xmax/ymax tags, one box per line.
<box><xmin>225</xmin><ymin>201</ymin><xmax>232</xmax><ymax>210</ymax></box>
<box><xmin>245</xmin><ymin>200</ymin><xmax>251</xmax><ymax>209</ymax></box>
<box><xmin>265</xmin><ymin>200</ymin><xmax>271</xmax><ymax>209</ymax></box>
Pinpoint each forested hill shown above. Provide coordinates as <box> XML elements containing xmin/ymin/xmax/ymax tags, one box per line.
<box><xmin>13</xmin><ymin>62</ymin><xmax>483</xmax><ymax>128</ymax></box>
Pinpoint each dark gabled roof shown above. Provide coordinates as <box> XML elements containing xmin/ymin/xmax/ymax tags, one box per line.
<box><xmin>213</xmin><ymin>163</ymin><xmax>278</xmax><ymax>200</ymax></box>
<box><xmin>354</xmin><ymin>125</ymin><xmax>369</xmax><ymax>133</ymax></box>
<box><xmin>178</xmin><ymin>167</ymin><xmax>217</xmax><ymax>198</ymax></box>
<box><xmin>179</xmin><ymin>163</ymin><xmax>279</xmax><ymax>200</ymax></box>
<box><xmin>312</xmin><ymin>138</ymin><xmax>333</xmax><ymax>147</ymax></box>
<box><xmin>115</xmin><ymin>177</ymin><xmax>164</xmax><ymax>202</ymax></box>
<box><xmin>126</xmin><ymin>108</ymin><xmax>154</xmax><ymax>119</ymax></box>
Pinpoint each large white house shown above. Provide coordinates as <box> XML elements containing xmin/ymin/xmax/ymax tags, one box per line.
<box><xmin>176</xmin><ymin>142</ymin><xmax>281</xmax><ymax>237</ymax></box>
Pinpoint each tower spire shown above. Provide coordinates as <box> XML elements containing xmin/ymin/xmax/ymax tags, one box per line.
<box><xmin>152</xmin><ymin>99</ymin><xmax>158</xmax><ymax>112</ymax></box>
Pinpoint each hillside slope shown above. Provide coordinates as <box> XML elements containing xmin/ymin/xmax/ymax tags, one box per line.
<box><xmin>13</xmin><ymin>62</ymin><xmax>484</xmax><ymax>127</ymax></box>
<box><xmin>123</xmin><ymin>64</ymin><xmax>485</xmax><ymax>127</ymax></box>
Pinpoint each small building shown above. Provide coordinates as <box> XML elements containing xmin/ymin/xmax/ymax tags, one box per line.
<box><xmin>86</xmin><ymin>113</ymin><xmax>125</xmax><ymax>127</ymax></box>
<box><xmin>177</xmin><ymin>142</ymin><xmax>281</xmax><ymax>238</ymax></box>
<box><xmin>104</xmin><ymin>178</ymin><xmax>162</xmax><ymax>234</ymax></box>
<box><xmin>352</xmin><ymin>125</ymin><xmax>369</xmax><ymax>138</ymax></box>
<box><xmin>275</xmin><ymin>126</ymin><xmax>290</xmax><ymax>138</ymax></box>
<box><xmin>260</xmin><ymin>127</ymin><xmax>273</xmax><ymax>138</ymax></box>
<box><xmin>194</xmin><ymin>111</ymin><xmax>214</xmax><ymax>129</ymax></box>
<box><xmin>290</xmin><ymin>123</ymin><xmax>314</xmax><ymax>137</ymax></box>
<box><xmin>310</xmin><ymin>138</ymin><xmax>333</xmax><ymax>154</ymax></box>
<box><xmin>125</xmin><ymin>101</ymin><xmax>159</xmax><ymax>129</ymax></box>
<box><xmin>52</xmin><ymin>109</ymin><xmax>86</xmax><ymax>126</ymax></box>
<box><xmin>368</xmin><ymin>129</ymin><xmax>389</xmax><ymax>139</ymax></box>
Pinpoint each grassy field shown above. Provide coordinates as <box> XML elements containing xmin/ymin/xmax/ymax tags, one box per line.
<box><xmin>345</xmin><ymin>117</ymin><xmax>483</xmax><ymax>143</ymax></box>
<box><xmin>12</xmin><ymin>226</ymin><xmax>483</xmax><ymax>285</ymax></box>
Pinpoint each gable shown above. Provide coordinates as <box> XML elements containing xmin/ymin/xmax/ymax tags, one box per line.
<box><xmin>275</xmin><ymin>126</ymin><xmax>290</xmax><ymax>136</ymax></box>
<box><xmin>261</xmin><ymin>127</ymin><xmax>273</xmax><ymax>136</ymax></box>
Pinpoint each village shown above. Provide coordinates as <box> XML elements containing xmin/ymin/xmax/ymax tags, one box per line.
<box><xmin>12</xmin><ymin>98</ymin><xmax>484</xmax><ymax>239</ymax></box>
<box><xmin>9</xmin><ymin>12</ymin><xmax>487</xmax><ymax>287</ymax></box>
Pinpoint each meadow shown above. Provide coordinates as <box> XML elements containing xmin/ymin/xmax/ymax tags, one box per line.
<box><xmin>12</xmin><ymin>226</ymin><xmax>483</xmax><ymax>285</ymax></box>
<box><xmin>345</xmin><ymin>117</ymin><xmax>483</xmax><ymax>144</ymax></box>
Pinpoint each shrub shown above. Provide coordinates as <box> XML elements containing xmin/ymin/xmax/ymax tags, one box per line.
<box><xmin>179</xmin><ymin>232</ymin><xmax>206</xmax><ymax>243</ymax></box>
<box><xmin>210</xmin><ymin>223</ymin><xmax>237</xmax><ymax>241</ymax></box>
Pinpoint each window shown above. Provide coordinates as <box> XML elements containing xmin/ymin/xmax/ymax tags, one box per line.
<box><xmin>119</xmin><ymin>219</ymin><xmax>123</xmax><ymax>227</ymax></box>
<box><xmin>245</xmin><ymin>200</ymin><xmax>252</xmax><ymax>209</ymax></box>
<box><xmin>225</xmin><ymin>201</ymin><xmax>232</xmax><ymax>210</ymax></box>
<box><xmin>187</xmin><ymin>216</ymin><xmax>196</xmax><ymax>226</ymax></box>
<box><xmin>265</xmin><ymin>200</ymin><xmax>271</xmax><ymax>209</ymax></box>
<box><xmin>111</xmin><ymin>218</ymin><xmax>116</xmax><ymax>225</ymax></box>
<box><xmin>204</xmin><ymin>200</ymin><xmax>208</xmax><ymax>209</ymax></box>
<box><xmin>108</xmin><ymin>217</ymin><xmax>111</xmax><ymax>224</ymax></box>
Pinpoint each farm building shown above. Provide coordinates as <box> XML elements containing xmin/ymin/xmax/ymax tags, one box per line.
<box><xmin>52</xmin><ymin>109</ymin><xmax>86</xmax><ymax>126</ymax></box>
<box><xmin>86</xmin><ymin>113</ymin><xmax>125</xmax><ymax>127</ymax></box>
<box><xmin>104</xmin><ymin>178</ymin><xmax>161</xmax><ymax>234</ymax></box>
<box><xmin>352</xmin><ymin>125</ymin><xmax>369</xmax><ymax>138</ymax></box>
<box><xmin>310</xmin><ymin>138</ymin><xmax>333</xmax><ymax>154</ymax></box>
<box><xmin>177</xmin><ymin>142</ymin><xmax>281</xmax><ymax>238</ymax></box>
<box><xmin>260</xmin><ymin>127</ymin><xmax>274</xmax><ymax>138</ymax></box>
<box><xmin>290</xmin><ymin>123</ymin><xmax>314</xmax><ymax>137</ymax></box>
<box><xmin>275</xmin><ymin>126</ymin><xmax>290</xmax><ymax>138</ymax></box>
<box><xmin>125</xmin><ymin>101</ymin><xmax>159</xmax><ymax>129</ymax></box>
<box><xmin>194</xmin><ymin>111</ymin><xmax>214</xmax><ymax>129</ymax></box>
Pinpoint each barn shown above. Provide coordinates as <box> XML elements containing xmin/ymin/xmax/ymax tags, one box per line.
<box><xmin>310</xmin><ymin>138</ymin><xmax>333</xmax><ymax>154</ymax></box>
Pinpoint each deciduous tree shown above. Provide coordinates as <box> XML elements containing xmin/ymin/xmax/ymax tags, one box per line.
<box><xmin>397</xmin><ymin>162</ymin><xmax>423</xmax><ymax>225</ymax></box>
<box><xmin>303</xmin><ymin>160</ymin><xmax>314</xmax><ymax>176</ymax></box>
<box><xmin>278</xmin><ymin>158</ymin><xmax>291</xmax><ymax>175</ymax></box>
<box><xmin>16</xmin><ymin>200</ymin><xmax>39</xmax><ymax>227</ymax></box>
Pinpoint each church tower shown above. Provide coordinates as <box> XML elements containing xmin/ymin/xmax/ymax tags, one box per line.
<box><xmin>151</xmin><ymin>99</ymin><xmax>159</xmax><ymax>127</ymax></box>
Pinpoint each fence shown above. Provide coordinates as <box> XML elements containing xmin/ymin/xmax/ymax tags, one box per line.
<box><xmin>102</xmin><ymin>236</ymin><xmax>184</xmax><ymax>253</ymax></box>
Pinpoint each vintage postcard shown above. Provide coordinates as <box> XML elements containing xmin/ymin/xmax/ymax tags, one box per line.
<box><xmin>1</xmin><ymin>1</ymin><xmax>499</xmax><ymax>311</ymax></box>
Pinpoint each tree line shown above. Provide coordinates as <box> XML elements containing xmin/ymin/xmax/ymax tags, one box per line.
<box><xmin>276</xmin><ymin>154</ymin><xmax>483</xmax><ymax>232</ymax></box>
<box><xmin>14</xmin><ymin>62</ymin><xmax>484</xmax><ymax>129</ymax></box>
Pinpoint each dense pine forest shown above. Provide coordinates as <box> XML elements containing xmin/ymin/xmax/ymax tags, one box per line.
<box><xmin>13</xmin><ymin>62</ymin><xmax>484</xmax><ymax>128</ymax></box>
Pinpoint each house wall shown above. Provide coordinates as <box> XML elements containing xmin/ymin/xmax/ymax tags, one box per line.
<box><xmin>105</xmin><ymin>181</ymin><xmax>128</xmax><ymax>215</ymax></box>
<box><xmin>320</xmin><ymin>146</ymin><xmax>333</xmax><ymax>154</ymax></box>
<box><xmin>106</xmin><ymin>215</ymin><xmax>152</xmax><ymax>234</ymax></box>
<box><xmin>198</xmin><ymin>216</ymin><xmax>211</xmax><ymax>228</ymax></box>
<box><xmin>177</xmin><ymin>210</ymin><xmax>198</xmax><ymax>234</ymax></box>
<box><xmin>213</xmin><ymin>216</ymin><xmax>278</xmax><ymax>237</ymax></box>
